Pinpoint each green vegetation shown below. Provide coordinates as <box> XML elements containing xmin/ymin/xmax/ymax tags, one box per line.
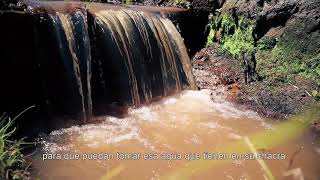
<box><xmin>206</xmin><ymin>11</ymin><xmax>320</xmax><ymax>98</ymax></box>
<box><xmin>122</xmin><ymin>0</ymin><xmax>133</xmax><ymax>5</ymax></box>
<box><xmin>206</xmin><ymin>28</ymin><xmax>216</xmax><ymax>47</ymax></box>
<box><xmin>256</xmin><ymin>20</ymin><xmax>320</xmax><ymax>98</ymax></box>
<box><xmin>175</xmin><ymin>0</ymin><xmax>191</xmax><ymax>9</ymax></box>
<box><xmin>257</xmin><ymin>36</ymin><xmax>276</xmax><ymax>50</ymax></box>
<box><xmin>0</xmin><ymin>107</ymin><xmax>34</xmax><ymax>180</ymax></box>
<box><xmin>206</xmin><ymin>13</ymin><xmax>256</xmax><ymax>59</ymax></box>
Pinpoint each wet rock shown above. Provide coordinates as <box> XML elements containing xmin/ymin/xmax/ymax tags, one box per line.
<box><xmin>219</xmin><ymin>0</ymin><xmax>320</xmax><ymax>41</ymax></box>
<box><xmin>192</xmin><ymin>48</ymin><xmax>240</xmax><ymax>87</ymax></box>
<box><xmin>221</xmin><ymin>0</ymin><xmax>298</xmax><ymax>19</ymax></box>
<box><xmin>192</xmin><ymin>48</ymin><xmax>243</xmax><ymax>102</ymax></box>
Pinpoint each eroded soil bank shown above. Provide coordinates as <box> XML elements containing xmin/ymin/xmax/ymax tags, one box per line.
<box><xmin>192</xmin><ymin>47</ymin><xmax>315</xmax><ymax>119</ymax></box>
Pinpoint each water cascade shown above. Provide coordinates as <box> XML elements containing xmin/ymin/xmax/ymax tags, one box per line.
<box><xmin>49</xmin><ymin>10</ymin><xmax>92</xmax><ymax>122</ymax></box>
<box><xmin>1</xmin><ymin>1</ymin><xmax>196</xmax><ymax>126</ymax></box>
<box><xmin>90</xmin><ymin>8</ymin><xmax>196</xmax><ymax>109</ymax></box>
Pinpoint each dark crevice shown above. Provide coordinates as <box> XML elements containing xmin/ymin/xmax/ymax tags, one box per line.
<box><xmin>255</xmin><ymin>6</ymin><xmax>299</xmax><ymax>39</ymax></box>
<box><xmin>177</xmin><ymin>11</ymin><xmax>210</xmax><ymax>57</ymax></box>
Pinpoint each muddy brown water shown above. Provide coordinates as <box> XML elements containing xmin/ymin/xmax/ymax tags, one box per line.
<box><xmin>31</xmin><ymin>90</ymin><xmax>320</xmax><ymax>180</ymax></box>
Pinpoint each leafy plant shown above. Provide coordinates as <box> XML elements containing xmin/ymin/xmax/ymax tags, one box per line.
<box><xmin>206</xmin><ymin>5</ymin><xmax>320</xmax><ymax>100</ymax></box>
<box><xmin>206</xmin><ymin>13</ymin><xmax>256</xmax><ymax>59</ymax></box>
<box><xmin>175</xmin><ymin>0</ymin><xmax>191</xmax><ymax>9</ymax></box>
<box><xmin>206</xmin><ymin>28</ymin><xmax>216</xmax><ymax>47</ymax></box>
<box><xmin>257</xmin><ymin>36</ymin><xmax>277</xmax><ymax>50</ymax></box>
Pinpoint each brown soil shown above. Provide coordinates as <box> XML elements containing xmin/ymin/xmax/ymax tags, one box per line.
<box><xmin>192</xmin><ymin>47</ymin><xmax>314</xmax><ymax>119</ymax></box>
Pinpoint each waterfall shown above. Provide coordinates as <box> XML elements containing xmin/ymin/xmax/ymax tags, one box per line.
<box><xmin>46</xmin><ymin>10</ymin><xmax>92</xmax><ymax>122</ymax></box>
<box><xmin>91</xmin><ymin>9</ymin><xmax>196</xmax><ymax>107</ymax></box>
<box><xmin>3</xmin><ymin>2</ymin><xmax>196</xmax><ymax>124</ymax></box>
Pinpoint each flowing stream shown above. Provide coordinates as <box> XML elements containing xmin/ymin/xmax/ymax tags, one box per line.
<box><xmin>4</xmin><ymin>1</ymin><xmax>318</xmax><ymax>179</ymax></box>
<box><xmin>31</xmin><ymin>90</ymin><xmax>320</xmax><ymax>180</ymax></box>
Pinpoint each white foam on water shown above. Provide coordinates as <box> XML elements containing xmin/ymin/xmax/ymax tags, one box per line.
<box><xmin>203</xmin><ymin>121</ymin><xmax>222</xmax><ymax>129</ymax></box>
<box><xmin>163</xmin><ymin>89</ymin><xmax>263</xmax><ymax>120</ymax></box>
<box><xmin>42</xmin><ymin>141</ymin><xmax>75</xmax><ymax>154</ymax></box>
<box><xmin>128</xmin><ymin>106</ymin><xmax>159</xmax><ymax>122</ymax></box>
<box><xmin>227</xmin><ymin>132</ymin><xmax>243</xmax><ymax>140</ymax></box>
<box><xmin>163</xmin><ymin>97</ymin><xmax>178</xmax><ymax>105</ymax></box>
<box><xmin>39</xmin><ymin>90</ymin><xmax>272</xmax><ymax>153</ymax></box>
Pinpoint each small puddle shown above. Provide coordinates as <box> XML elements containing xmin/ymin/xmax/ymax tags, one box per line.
<box><xmin>31</xmin><ymin>90</ymin><xmax>320</xmax><ymax>180</ymax></box>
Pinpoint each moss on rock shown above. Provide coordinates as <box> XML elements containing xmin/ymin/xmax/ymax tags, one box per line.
<box><xmin>205</xmin><ymin>0</ymin><xmax>320</xmax><ymax>100</ymax></box>
<box><xmin>256</xmin><ymin>17</ymin><xmax>320</xmax><ymax>96</ymax></box>
<box><xmin>206</xmin><ymin>12</ymin><xmax>256</xmax><ymax>59</ymax></box>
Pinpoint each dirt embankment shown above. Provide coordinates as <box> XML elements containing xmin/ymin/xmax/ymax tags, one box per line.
<box><xmin>192</xmin><ymin>48</ymin><xmax>314</xmax><ymax>119</ymax></box>
<box><xmin>191</xmin><ymin>1</ymin><xmax>320</xmax><ymax>141</ymax></box>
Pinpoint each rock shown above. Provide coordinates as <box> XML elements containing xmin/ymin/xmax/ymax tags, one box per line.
<box><xmin>219</xmin><ymin>0</ymin><xmax>320</xmax><ymax>40</ymax></box>
<box><xmin>192</xmin><ymin>48</ymin><xmax>243</xmax><ymax>102</ymax></box>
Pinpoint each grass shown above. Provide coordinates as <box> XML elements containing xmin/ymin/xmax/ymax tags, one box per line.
<box><xmin>0</xmin><ymin>106</ymin><xmax>34</xmax><ymax>180</ymax></box>
<box><xmin>243</xmin><ymin>136</ymin><xmax>275</xmax><ymax>180</ymax></box>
